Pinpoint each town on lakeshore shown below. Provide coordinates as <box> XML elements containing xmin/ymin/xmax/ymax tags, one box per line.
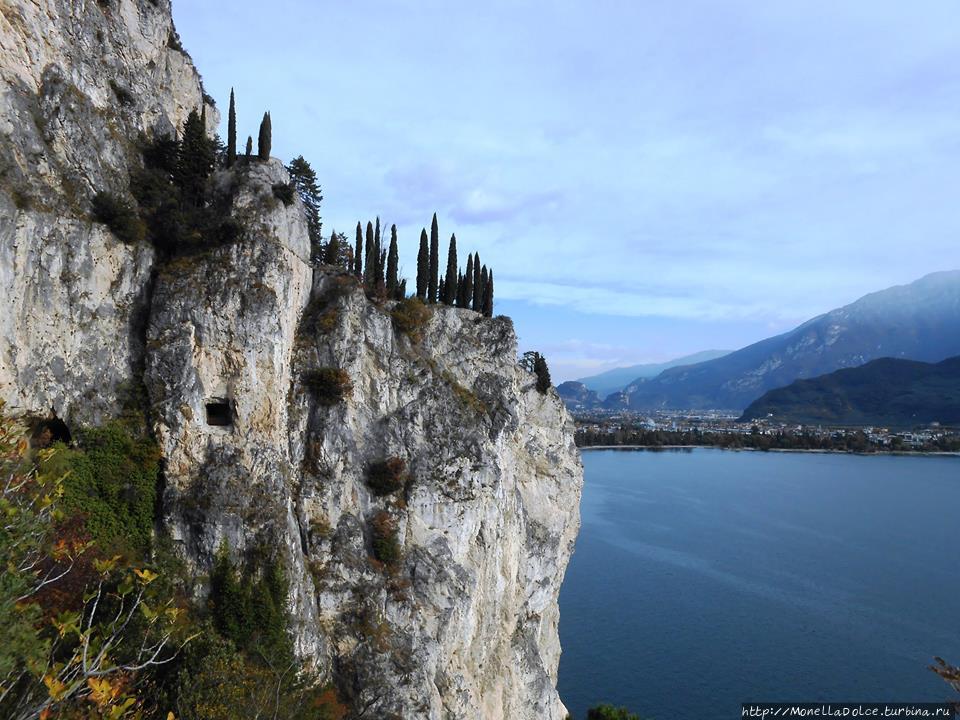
<box><xmin>574</xmin><ymin>410</ymin><xmax>960</xmax><ymax>453</ymax></box>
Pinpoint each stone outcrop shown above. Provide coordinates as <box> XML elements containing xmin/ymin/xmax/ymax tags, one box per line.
<box><xmin>0</xmin><ymin>0</ymin><xmax>214</xmax><ymax>423</ymax></box>
<box><xmin>0</xmin><ymin>2</ymin><xmax>583</xmax><ymax>717</ymax></box>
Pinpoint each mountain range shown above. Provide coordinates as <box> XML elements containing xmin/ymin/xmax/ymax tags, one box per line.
<box><xmin>559</xmin><ymin>271</ymin><xmax>960</xmax><ymax>414</ymax></box>
<box><xmin>739</xmin><ymin>356</ymin><xmax>960</xmax><ymax>427</ymax></box>
<box><xmin>574</xmin><ymin>349</ymin><xmax>730</xmax><ymax>397</ymax></box>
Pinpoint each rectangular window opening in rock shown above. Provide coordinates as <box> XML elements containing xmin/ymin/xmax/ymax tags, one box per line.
<box><xmin>205</xmin><ymin>399</ymin><xmax>233</xmax><ymax>427</ymax></box>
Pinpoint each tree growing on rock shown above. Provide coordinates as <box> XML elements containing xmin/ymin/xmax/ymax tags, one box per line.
<box><xmin>428</xmin><ymin>213</ymin><xmax>439</xmax><ymax>303</ymax></box>
<box><xmin>443</xmin><ymin>234</ymin><xmax>458</xmax><ymax>305</ymax></box>
<box><xmin>353</xmin><ymin>222</ymin><xmax>363</xmax><ymax>277</ymax></box>
<box><xmin>226</xmin><ymin>88</ymin><xmax>237</xmax><ymax>167</ymax></box>
<box><xmin>245</xmin><ymin>135</ymin><xmax>253</xmax><ymax>160</ymax></box>
<box><xmin>472</xmin><ymin>252</ymin><xmax>482</xmax><ymax>311</ymax></box>
<box><xmin>257</xmin><ymin>111</ymin><xmax>271</xmax><ymax>161</ymax></box>
<box><xmin>416</xmin><ymin>229</ymin><xmax>429</xmax><ymax>301</ymax></box>
<box><xmin>286</xmin><ymin>155</ymin><xmax>322</xmax><ymax>250</ymax></box>
<box><xmin>387</xmin><ymin>224</ymin><xmax>400</xmax><ymax>297</ymax></box>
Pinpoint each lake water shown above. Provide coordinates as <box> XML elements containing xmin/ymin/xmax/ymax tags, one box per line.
<box><xmin>557</xmin><ymin>449</ymin><xmax>960</xmax><ymax>720</ymax></box>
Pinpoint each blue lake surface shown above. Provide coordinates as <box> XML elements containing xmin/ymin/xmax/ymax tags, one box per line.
<box><xmin>557</xmin><ymin>449</ymin><xmax>960</xmax><ymax>720</ymax></box>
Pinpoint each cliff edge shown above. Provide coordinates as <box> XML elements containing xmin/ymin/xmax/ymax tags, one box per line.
<box><xmin>0</xmin><ymin>2</ymin><xmax>582</xmax><ymax>717</ymax></box>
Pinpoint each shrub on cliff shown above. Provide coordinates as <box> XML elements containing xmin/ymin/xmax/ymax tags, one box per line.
<box><xmin>91</xmin><ymin>191</ymin><xmax>146</xmax><ymax>244</ymax></box>
<box><xmin>370</xmin><ymin>511</ymin><xmax>401</xmax><ymax>566</ymax></box>
<box><xmin>586</xmin><ymin>705</ymin><xmax>643</xmax><ymax>720</ymax></box>
<box><xmin>366</xmin><ymin>457</ymin><xmax>408</xmax><ymax>496</ymax></box>
<box><xmin>391</xmin><ymin>297</ymin><xmax>431</xmax><ymax>341</ymax></box>
<box><xmin>272</xmin><ymin>181</ymin><xmax>295</xmax><ymax>206</ymax></box>
<box><xmin>303</xmin><ymin>367</ymin><xmax>352</xmax><ymax>405</ymax></box>
<box><xmin>40</xmin><ymin>419</ymin><xmax>160</xmax><ymax>556</ymax></box>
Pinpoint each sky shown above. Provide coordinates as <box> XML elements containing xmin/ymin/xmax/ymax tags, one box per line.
<box><xmin>174</xmin><ymin>0</ymin><xmax>960</xmax><ymax>382</ymax></box>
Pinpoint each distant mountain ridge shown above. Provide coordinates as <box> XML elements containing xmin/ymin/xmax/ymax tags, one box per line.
<box><xmin>575</xmin><ymin>349</ymin><xmax>731</xmax><ymax>397</ymax></box>
<box><xmin>739</xmin><ymin>356</ymin><xmax>960</xmax><ymax>427</ymax></box>
<box><xmin>622</xmin><ymin>270</ymin><xmax>960</xmax><ymax>411</ymax></box>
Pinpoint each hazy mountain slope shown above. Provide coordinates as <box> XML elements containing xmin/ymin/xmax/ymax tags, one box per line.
<box><xmin>576</xmin><ymin>349</ymin><xmax>730</xmax><ymax>397</ymax></box>
<box><xmin>739</xmin><ymin>356</ymin><xmax>960</xmax><ymax>426</ymax></box>
<box><xmin>556</xmin><ymin>381</ymin><xmax>601</xmax><ymax>410</ymax></box>
<box><xmin>625</xmin><ymin>271</ymin><xmax>960</xmax><ymax>411</ymax></box>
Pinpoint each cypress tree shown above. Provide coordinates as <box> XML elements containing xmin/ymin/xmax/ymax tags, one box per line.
<box><xmin>324</xmin><ymin>229</ymin><xmax>340</xmax><ymax>265</ymax></box>
<box><xmin>257</xmin><ymin>111</ymin><xmax>272</xmax><ymax>161</ymax></box>
<box><xmin>463</xmin><ymin>254</ymin><xmax>474</xmax><ymax>310</ymax></box>
<box><xmin>416</xmin><ymin>229</ymin><xmax>428</xmax><ymax>300</ymax></box>
<box><xmin>226</xmin><ymin>88</ymin><xmax>237</xmax><ymax>167</ymax></box>
<box><xmin>484</xmin><ymin>270</ymin><xmax>494</xmax><ymax>317</ymax></box>
<box><xmin>364</xmin><ymin>221</ymin><xmax>374</xmax><ymax>286</ymax></box>
<box><xmin>443</xmin><ymin>234</ymin><xmax>457</xmax><ymax>305</ymax></box>
<box><xmin>438</xmin><ymin>277</ymin><xmax>446</xmax><ymax>304</ymax></box>
<box><xmin>398</xmin><ymin>278</ymin><xmax>407</xmax><ymax>298</ymax></box>
<box><xmin>456</xmin><ymin>270</ymin><xmax>465</xmax><ymax>307</ymax></box>
<box><xmin>386</xmin><ymin>224</ymin><xmax>399</xmax><ymax>296</ymax></box>
<box><xmin>479</xmin><ymin>265</ymin><xmax>489</xmax><ymax>316</ymax></box>
<box><xmin>472</xmin><ymin>253</ymin><xmax>482</xmax><ymax>311</ymax></box>
<box><xmin>428</xmin><ymin>213</ymin><xmax>439</xmax><ymax>303</ymax></box>
<box><xmin>354</xmin><ymin>222</ymin><xmax>363</xmax><ymax>277</ymax></box>
<box><xmin>378</xmin><ymin>248</ymin><xmax>387</xmax><ymax>292</ymax></box>
<box><xmin>245</xmin><ymin>135</ymin><xmax>253</xmax><ymax>160</ymax></box>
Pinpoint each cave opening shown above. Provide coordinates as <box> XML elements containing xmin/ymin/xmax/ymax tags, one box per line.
<box><xmin>205</xmin><ymin>399</ymin><xmax>233</xmax><ymax>427</ymax></box>
<box><xmin>30</xmin><ymin>414</ymin><xmax>72</xmax><ymax>447</ymax></box>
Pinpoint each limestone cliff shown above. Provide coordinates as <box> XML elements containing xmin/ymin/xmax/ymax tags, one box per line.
<box><xmin>0</xmin><ymin>2</ymin><xmax>583</xmax><ymax>718</ymax></box>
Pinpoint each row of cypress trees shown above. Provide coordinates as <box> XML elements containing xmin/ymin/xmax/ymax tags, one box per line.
<box><xmin>416</xmin><ymin>214</ymin><xmax>494</xmax><ymax>316</ymax></box>
<box><xmin>224</xmin><ymin>90</ymin><xmax>494</xmax><ymax>316</ymax></box>
<box><xmin>317</xmin><ymin>214</ymin><xmax>494</xmax><ymax>316</ymax></box>
<box><xmin>225</xmin><ymin>88</ymin><xmax>272</xmax><ymax>167</ymax></box>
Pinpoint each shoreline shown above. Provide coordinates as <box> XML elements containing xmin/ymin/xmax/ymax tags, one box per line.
<box><xmin>577</xmin><ymin>444</ymin><xmax>960</xmax><ymax>457</ymax></box>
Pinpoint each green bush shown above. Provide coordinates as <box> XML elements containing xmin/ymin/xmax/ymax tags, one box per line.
<box><xmin>586</xmin><ymin>704</ymin><xmax>643</xmax><ymax>720</ymax></box>
<box><xmin>391</xmin><ymin>297</ymin><xmax>431</xmax><ymax>341</ymax></box>
<box><xmin>366</xmin><ymin>457</ymin><xmax>408</xmax><ymax>496</ymax></box>
<box><xmin>370</xmin><ymin>511</ymin><xmax>400</xmax><ymax>566</ymax></box>
<box><xmin>303</xmin><ymin>368</ymin><xmax>352</xmax><ymax>406</ymax></box>
<box><xmin>272</xmin><ymin>182</ymin><xmax>295</xmax><ymax>206</ymax></box>
<box><xmin>41</xmin><ymin>420</ymin><xmax>159</xmax><ymax>557</ymax></box>
<box><xmin>208</xmin><ymin>547</ymin><xmax>292</xmax><ymax>662</ymax></box>
<box><xmin>91</xmin><ymin>191</ymin><xmax>146</xmax><ymax>244</ymax></box>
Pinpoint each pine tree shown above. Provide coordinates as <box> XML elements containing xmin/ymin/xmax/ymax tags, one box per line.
<box><xmin>354</xmin><ymin>222</ymin><xmax>363</xmax><ymax>277</ymax></box>
<box><xmin>286</xmin><ymin>156</ymin><xmax>323</xmax><ymax>250</ymax></box>
<box><xmin>227</xmin><ymin>88</ymin><xmax>237</xmax><ymax>167</ymax></box>
<box><xmin>176</xmin><ymin>107</ymin><xmax>215</xmax><ymax>206</ymax></box>
<box><xmin>533</xmin><ymin>353</ymin><xmax>551</xmax><ymax>393</ymax></box>
<box><xmin>416</xmin><ymin>229</ymin><xmax>428</xmax><ymax>301</ymax></box>
<box><xmin>387</xmin><ymin>224</ymin><xmax>399</xmax><ymax>296</ymax></box>
<box><xmin>324</xmin><ymin>229</ymin><xmax>340</xmax><ymax>265</ymax></box>
<box><xmin>472</xmin><ymin>253</ymin><xmax>482</xmax><ymax>310</ymax></box>
<box><xmin>484</xmin><ymin>270</ymin><xmax>494</xmax><ymax>317</ymax></box>
<box><xmin>257</xmin><ymin>111</ymin><xmax>272</xmax><ymax>161</ymax></box>
<box><xmin>463</xmin><ymin>254</ymin><xmax>474</xmax><ymax>310</ymax></box>
<box><xmin>443</xmin><ymin>234</ymin><xmax>458</xmax><ymax>304</ymax></box>
<box><xmin>428</xmin><ymin>213</ymin><xmax>439</xmax><ymax>303</ymax></box>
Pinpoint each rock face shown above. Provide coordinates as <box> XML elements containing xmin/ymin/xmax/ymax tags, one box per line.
<box><xmin>0</xmin><ymin>0</ymin><xmax>214</xmax><ymax>424</ymax></box>
<box><xmin>0</xmin><ymin>2</ymin><xmax>583</xmax><ymax>718</ymax></box>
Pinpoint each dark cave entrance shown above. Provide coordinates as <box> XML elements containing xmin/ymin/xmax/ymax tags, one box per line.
<box><xmin>205</xmin><ymin>399</ymin><xmax>233</xmax><ymax>427</ymax></box>
<box><xmin>31</xmin><ymin>415</ymin><xmax>72</xmax><ymax>447</ymax></box>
